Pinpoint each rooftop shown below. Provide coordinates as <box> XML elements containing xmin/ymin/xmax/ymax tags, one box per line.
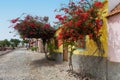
<box><xmin>107</xmin><ymin>3</ymin><xmax>120</xmax><ymax>18</ymax></box>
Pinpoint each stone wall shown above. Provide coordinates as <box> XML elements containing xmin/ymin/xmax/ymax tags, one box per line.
<box><xmin>107</xmin><ymin>61</ymin><xmax>120</xmax><ymax>80</ymax></box>
<box><xmin>72</xmin><ymin>54</ymin><xmax>120</xmax><ymax>80</ymax></box>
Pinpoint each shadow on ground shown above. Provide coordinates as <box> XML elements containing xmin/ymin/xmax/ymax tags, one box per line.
<box><xmin>30</xmin><ymin>57</ymin><xmax>63</xmax><ymax>68</ymax></box>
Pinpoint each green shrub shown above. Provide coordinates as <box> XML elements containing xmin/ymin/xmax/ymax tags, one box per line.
<box><xmin>30</xmin><ymin>46</ymin><xmax>38</xmax><ymax>51</ymax></box>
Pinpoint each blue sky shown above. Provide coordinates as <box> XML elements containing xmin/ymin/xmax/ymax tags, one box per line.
<box><xmin>0</xmin><ymin>0</ymin><xmax>69</xmax><ymax>40</ymax></box>
<box><xmin>0</xmin><ymin>0</ymin><xmax>104</xmax><ymax>40</ymax></box>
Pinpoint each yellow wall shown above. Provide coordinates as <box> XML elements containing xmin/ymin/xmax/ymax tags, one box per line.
<box><xmin>56</xmin><ymin>0</ymin><xmax>108</xmax><ymax>57</ymax></box>
<box><xmin>73</xmin><ymin>1</ymin><xmax>108</xmax><ymax>57</ymax></box>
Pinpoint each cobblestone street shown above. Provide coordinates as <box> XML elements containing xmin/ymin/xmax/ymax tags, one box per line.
<box><xmin>0</xmin><ymin>0</ymin><xmax>120</xmax><ymax>80</ymax></box>
<box><xmin>0</xmin><ymin>48</ymin><xmax>77</xmax><ymax>80</ymax></box>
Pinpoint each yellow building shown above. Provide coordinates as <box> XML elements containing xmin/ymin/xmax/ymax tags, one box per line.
<box><xmin>55</xmin><ymin>0</ymin><xmax>108</xmax><ymax>60</ymax></box>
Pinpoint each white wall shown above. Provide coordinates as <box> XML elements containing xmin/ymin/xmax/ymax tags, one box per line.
<box><xmin>107</xmin><ymin>13</ymin><xmax>120</xmax><ymax>62</ymax></box>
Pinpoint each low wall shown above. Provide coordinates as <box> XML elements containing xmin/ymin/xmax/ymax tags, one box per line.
<box><xmin>107</xmin><ymin>61</ymin><xmax>120</xmax><ymax>80</ymax></box>
<box><xmin>72</xmin><ymin>54</ymin><xmax>120</xmax><ymax>80</ymax></box>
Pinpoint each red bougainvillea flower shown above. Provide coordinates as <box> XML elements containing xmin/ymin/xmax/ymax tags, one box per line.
<box><xmin>58</xmin><ymin>40</ymin><xmax>63</xmax><ymax>47</ymax></box>
<box><xmin>57</xmin><ymin>32</ymin><xmax>63</xmax><ymax>40</ymax></box>
<box><xmin>25</xmin><ymin>15</ymin><xmax>31</xmax><ymax>20</ymax></box>
<box><xmin>81</xmin><ymin>13</ymin><xmax>88</xmax><ymax>20</ymax></box>
<box><xmin>68</xmin><ymin>20</ymin><xmax>73</xmax><ymax>27</ymax></box>
<box><xmin>79</xmin><ymin>35</ymin><xmax>84</xmax><ymax>39</ymax></box>
<box><xmin>94</xmin><ymin>1</ymin><xmax>103</xmax><ymax>8</ymax></box>
<box><xmin>11</xmin><ymin>18</ymin><xmax>19</xmax><ymax>23</ymax></box>
<box><xmin>55</xmin><ymin>0</ymin><xmax>104</xmax><ymax>43</ymax></box>
<box><xmin>63</xmin><ymin>15</ymin><xmax>67</xmax><ymax>19</ymax></box>
<box><xmin>55</xmin><ymin>14</ymin><xmax>62</xmax><ymax>19</ymax></box>
<box><xmin>29</xmin><ymin>23</ymin><xmax>35</xmax><ymax>28</ymax></box>
<box><xmin>29</xmin><ymin>31</ymin><xmax>34</xmax><ymax>35</ymax></box>
<box><xmin>74</xmin><ymin>20</ymin><xmax>82</xmax><ymax>27</ymax></box>
<box><xmin>61</xmin><ymin>8</ymin><xmax>69</xmax><ymax>13</ymax></box>
<box><xmin>11</xmin><ymin>15</ymin><xmax>55</xmax><ymax>40</ymax></box>
<box><xmin>43</xmin><ymin>24</ymin><xmax>50</xmax><ymax>29</ymax></box>
<box><xmin>55</xmin><ymin>14</ymin><xmax>64</xmax><ymax>21</ymax></box>
<box><xmin>89</xmin><ymin>34</ymin><xmax>93</xmax><ymax>39</ymax></box>
<box><xmin>13</xmin><ymin>25</ymin><xmax>17</xmax><ymax>29</ymax></box>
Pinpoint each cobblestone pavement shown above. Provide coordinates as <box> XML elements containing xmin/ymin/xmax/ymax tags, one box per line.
<box><xmin>0</xmin><ymin>48</ymin><xmax>78</xmax><ymax>80</ymax></box>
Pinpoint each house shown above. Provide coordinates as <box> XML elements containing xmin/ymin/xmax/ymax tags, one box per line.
<box><xmin>106</xmin><ymin>2</ymin><xmax>120</xmax><ymax>80</ymax></box>
<box><xmin>107</xmin><ymin>3</ymin><xmax>120</xmax><ymax>62</ymax></box>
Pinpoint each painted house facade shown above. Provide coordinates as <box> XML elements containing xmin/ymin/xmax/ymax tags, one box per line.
<box><xmin>106</xmin><ymin>2</ymin><xmax>120</xmax><ymax>80</ymax></box>
<box><xmin>107</xmin><ymin>3</ymin><xmax>120</xmax><ymax>62</ymax></box>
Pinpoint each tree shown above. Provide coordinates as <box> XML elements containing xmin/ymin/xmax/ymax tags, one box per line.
<box><xmin>10</xmin><ymin>14</ymin><xmax>56</xmax><ymax>59</ymax></box>
<box><xmin>0</xmin><ymin>41</ymin><xmax>5</xmax><ymax>47</ymax></box>
<box><xmin>21</xmin><ymin>39</ymin><xmax>29</xmax><ymax>47</ymax></box>
<box><xmin>10</xmin><ymin>39</ymin><xmax>21</xmax><ymax>47</ymax></box>
<box><xmin>0</xmin><ymin>40</ymin><xmax>6</xmax><ymax>51</ymax></box>
<box><xmin>22</xmin><ymin>39</ymin><xmax>29</xmax><ymax>43</ymax></box>
<box><xmin>3</xmin><ymin>39</ymin><xmax>11</xmax><ymax>47</ymax></box>
<box><xmin>55</xmin><ymin>0</ymin><xmax>105</xmax><ymax>71</ymax></box>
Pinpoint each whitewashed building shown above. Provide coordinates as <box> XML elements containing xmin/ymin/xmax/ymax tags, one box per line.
<box><xmin>107</xmin><ymin>3</ymin><xmax>120</xmax><ymax>62</ymax></box>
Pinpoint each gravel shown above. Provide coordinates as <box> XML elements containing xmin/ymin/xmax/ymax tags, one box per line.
<box><xmin>0</xmin><ymin>48</ymin><xmax>78</xmax><ymax>80</ymax></box>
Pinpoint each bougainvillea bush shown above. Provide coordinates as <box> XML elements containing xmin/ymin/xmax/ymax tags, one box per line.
<box><xmin>56</xmin><ymin>0</ymin><xmax>103</xmax><ymax>41</ymax></box>
<box><xmin>56</xmin><ymin>0</ymin><xmax>104</xmax><ymax>52</ymax></box>
<box><xmin>55</xmin><ymin>0</ymin><xmax>105</xmax><ymax>70</ymax></box>
<box><xmin>11</xmin><ymin>15</ymin><xmax>55</xmax><ymax>42</ymax></box>
<box><xmin>10</xmin><ymin>14</ymin><xmax>56</xmax><ymax>58</ymax></box>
